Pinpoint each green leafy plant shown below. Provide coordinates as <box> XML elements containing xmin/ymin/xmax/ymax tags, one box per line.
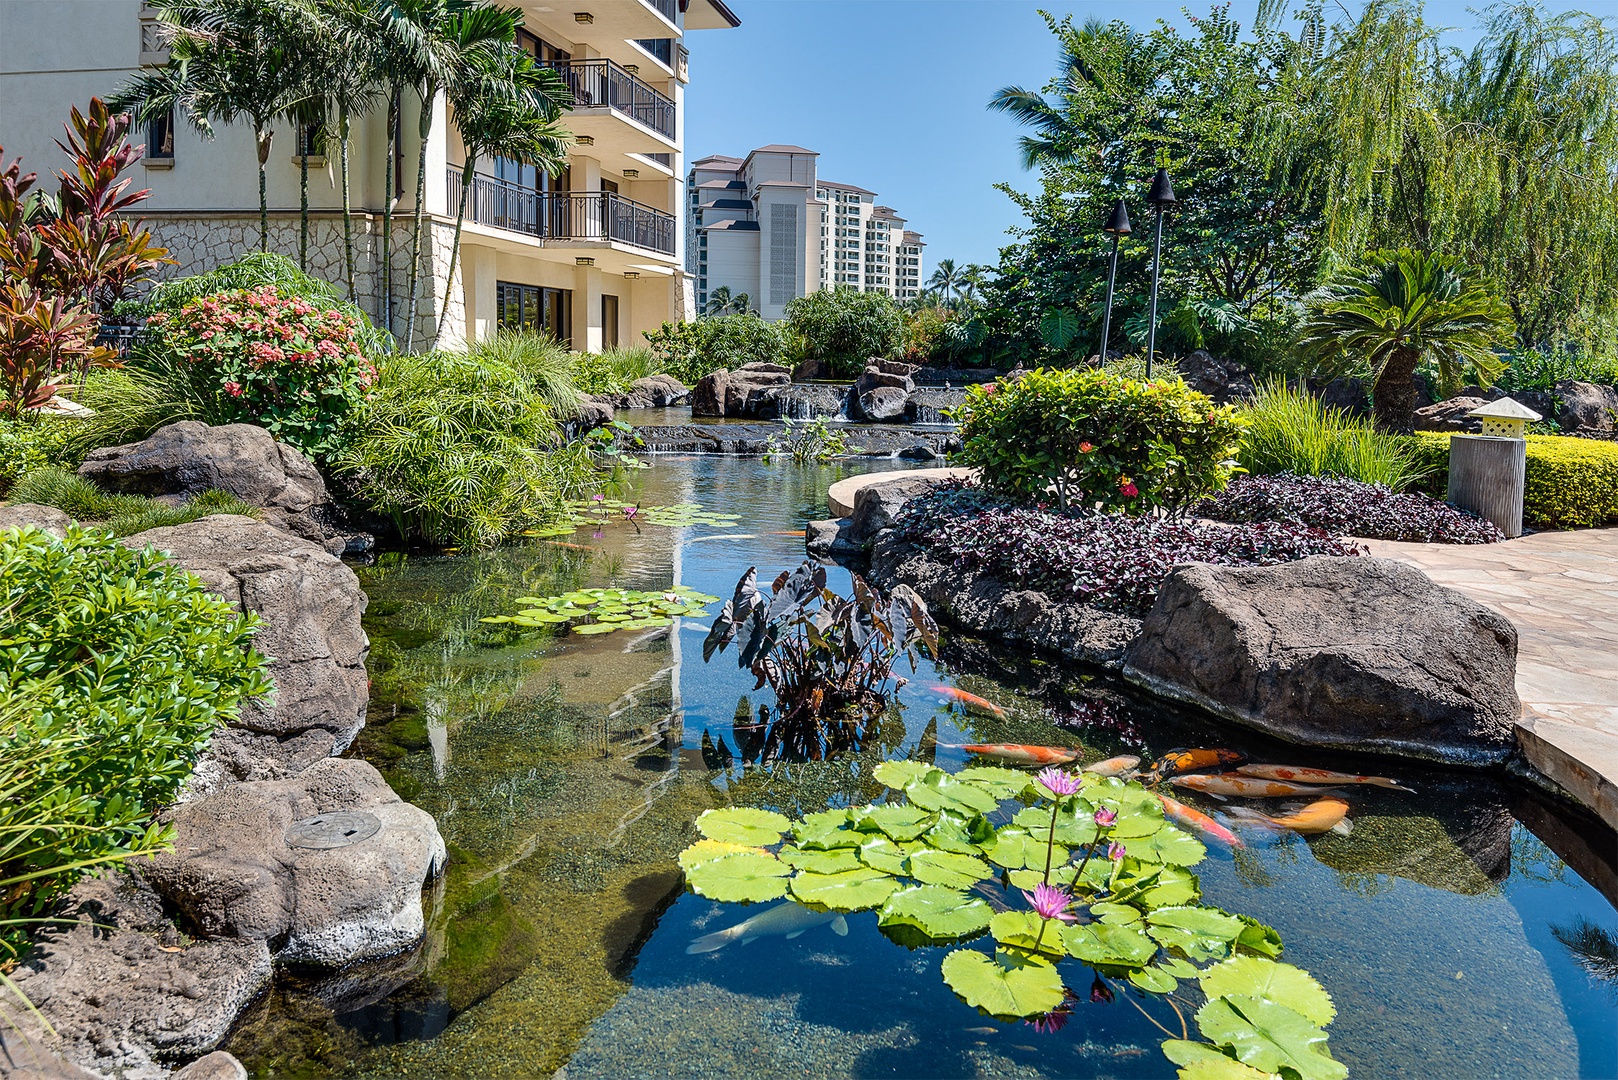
<box><xmin>764</xmin><ymin>416</ymin><xmax>848</xmax><ymax>464</ymax></box>
<box><xmin>784</xmin><ymin>287</ymin><xmax>906</xmax><ymax>379</ymax></box>
<box><xmin>0</xmin><ymin>525</ymin><xmax>271</xmax><ymax>943</ymax></box>
<box><xmin>481</xmin><ymin>585</ymin><xmax>719</xmax><ymax>636</ymax></box>
<box><xmin>1239</xmin><ymin>380</ymin><xmax>1427</xmax><ymax>490</ymax></box>
<box><xmin>0</xmin><ymin>415</ymin><xmax>83</xmax><ymax>494</ymax></box>
<box><xmin>703</xmin><ymin>563</ymin><xmax>938</xmax><ymax>724</ymax></box>
<box><xmin>1297</xmin><ymin>249</ymin><xmax>1514</xmax><ymax>431</ymax></box>
<box><xmin>678</xmin><ymin>764</ymin><xmax>1340</xmax><ymax>1078</ymax></box>
<box><xmin>953</xmin><ymin>367</ymin><xmax>1246</xmax><ymax>513</ymax></box>
<box><xmin>571</xmin><ymin>346</ymin><xmax>662</xmax><ymax>396</ymax></box>
<box><xmin>643</xmin><ymin>314</ymin><xmax>789</xmax><ymax>386</ymax></box>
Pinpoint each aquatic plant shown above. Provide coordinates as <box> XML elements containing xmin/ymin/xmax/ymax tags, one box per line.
<box><xmin>895</xmin><ymin>486</ymin><xmax>1364</xmax><ymax>616</ymax></box>
<box><xmin>568</xmin><ymin>498</ymin><xmax>741</xmax><ymax>530</ymax></box>
<box><xmin>703</xmin><ymin>563</ymin><xmax>939</xmax><ymax>724</ymax></box>
<box><xmin>1200</xmin><ymin>472</ymin><xmax>1504</xmax><ymax>544</ymax></box>
<box><xmin>481</xmin><ymin>585</ymin><xmax>720</xmax><ymax>636</ymax></box>
<box><xmin>764</xmin><ymin>416</ymin><xmax>849</xmax><ymax>465</ymax></box>
<box><xmin>678</xmin><ymin>765</ymin><xmax>1343</xmax><ymax>1078</ymax></box>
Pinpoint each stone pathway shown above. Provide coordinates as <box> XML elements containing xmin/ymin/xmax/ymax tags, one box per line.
<box><xmin>1363</xmin><ymin>529</ymin><xmax>1618</xmax><ymax>830</ymax></box>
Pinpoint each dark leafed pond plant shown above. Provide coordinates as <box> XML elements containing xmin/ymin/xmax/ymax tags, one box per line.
<box><xmin>481</xmin><ymin>585</ymin><xmax>720</xmax><ymax>636</ymax></box>
<box><xmin>703</xmin><ymin>563</ymin><xmax>938</xmax><ymax>724</ymax></box>
<box><xmin>678</xmin><ymin>764</ymin><xmax>1343</xmax><ymax>1079</ymax></box>
<box><xmin>763</xmin><ymin>416</ymin><xmax>849</xmax><ymax>465</ymax></box>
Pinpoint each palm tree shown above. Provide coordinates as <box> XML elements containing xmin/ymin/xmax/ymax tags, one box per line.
<box><xmin>958</xmin><ymin>263</ymin><xmax>990</xmax><ymax>305</ymax></box>
<box><xmin>379</xmin><ymin>0</ymin><xmax>521</xmax><ymax>351</ymax></box>
<box><xmin>1297</xmin><ymin>248</ymin><xmax>1514</xmax><ymax>431</ymax></box>
<box><xmin>444</xmin><ymin>51</ymin><xmax>571</xmax><ymax>312</ymax></box>
<box><xmin>703</xmin><ymin>286</ymin><xmax>751</xmax><ymax>317</ymax></box>
<box><xmin>112</xmin><ymin>0</ymin><xmax>321</xmax><ymax>252</ymax></box>
<box><xmin>988</xmin><ymin>16</ymin><xmax>1135</xmax><ymax>169</ymax></box>
<box><xmin>927</xmin><ymin>259</ymin><xmax>962</xmax><ymax>304</ymax></box>
<box><xmin>318</xmin><ymin>0</ymin><xmax>389</xmax><ymax>301</ymax></box>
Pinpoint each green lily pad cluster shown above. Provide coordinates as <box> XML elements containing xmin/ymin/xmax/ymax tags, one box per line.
<box><xmin>570</xmin><ymin>499</ymin><xmax>743</xmax><ymax>529</ymax></box>
<box><xmin>678</xmin><ymin>763</ymin><xmax>1343</xmax><ymax>1080</ymax></box>
<box><xmin>480</xmin><ymin>585</ymin><xmax>721</xmax><ymax>635</ymax></box>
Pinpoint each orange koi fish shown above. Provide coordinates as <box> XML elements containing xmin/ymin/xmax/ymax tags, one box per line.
<box><xmin>1169</xmin><ymin>773</ymin><xmax>1341</xmax><ymax>798</ymax></box>
<box><xmin>1157</xmin><ymin>793</ymin><xmax>1243</xmax><ymax>848</ymax></box>
<box><xmin>542</xmin><ymin>540</ymin><xmax>597</xmax><ymax>551</ymax></box>
<box><xmin>1225</xmin><ymin>797</ymin><xmax>1352</xmax><ymax>836</ymax></box>
<box><xmin>1150</xmin><ymin>747</ymin><xmax>1246</xmax><ymax>778</ymax></box>
<box><xmin>932</xmin><ymin>686</ymin><xmax>1008</xmax><ymax>719</ymax></box>
<box><xmin>1082</xmin><ymin>755</ymin><xmax>1141</xmax><ymax>777</ymax></box>
<box><xmin>961</xmin><ymin>743</ymin><xmax>1078</xmax><ymax>766</ymax></box>
<box><xmin>1236</xmin><ymin>764</ymin><xmax>1414</xmax><ymax>793</ymax></box>
<box><xmin>769</xmin><ymin>530</ymin><xmax>807</xmax><ymax>537</ymax></box>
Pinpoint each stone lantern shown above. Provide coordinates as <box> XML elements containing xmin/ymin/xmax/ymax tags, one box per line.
<box><xmin>1448</xmin><ymin>397</ymin><xmax>1542</xmax><ymax>538</ymax></box>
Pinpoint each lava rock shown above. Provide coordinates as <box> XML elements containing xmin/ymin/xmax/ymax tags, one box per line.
<box><xmin>723</xmin><ymin>364</ymin><xmax>792</xmax><ymax>417</ymax></box>
<box><xmin>856</xmin><ymin>386</ymin><xmax>909</xmax><ymax>422</ymax></box>
<box><xmin>78</xmin><ymin>422</ymin><xmax>360</xmax><ymax>554</ymax></box>
<box><xmin>874</xmin><ymin>358</ymin><xmax>919</xmax><ymax>378</ymax></box>
<box><xmin>849</xmin><ymin>474</ymin><xmax>956</xmax><ymax>543</ymax></box>
<box><xmin>630</xmin><ymin>374</ymin><xmax>689</xmax><ymax>407</ymax></box>
<box><xmin>1316</xmin><ymin>377</ymin><xmax>1371</xmax><ymax>416</ymax></box>
<box><xmin>138</xmin><ymin>758</ymin><xmax>447</xmax><ymax>969</ymax></box>
<box><xmin>905</xmin><ymin>387</ymin><xmax>966</xmax><ymax>424</ymax></box>
<box><xmin>173</xmin><ymin>1052</ymin><xmax>250</xmax><ymax>1080</ymax></box>
<box><xmin>690</xmin><ymin>370</ymin><xmax>728</xmax><ymax>417</ymax></box>
<box><xmin>0</xmin><ymin>503</ymin><xmax>72</xmax><ymax>535</ymax></box>
<box><xmin>123</xmin><ymin>515</ymin><xmax>369</xmax><ymax>790</ymax></box>
<box><xmin>854</xmin><ymin>365</ymin><xmax>914</xmax><ymax>396</ymax></box>
<box><xmin>1415</xmin><ymin>395</ymin><xmax>1491</xmax><ymax>433</ymax></box>
<box><xmin>1122</xmin><ymin>556</ymin><xmax>1520</xmax><ymax>765</ymax></box>
<box><xmin>576</xmin><ymin>395</ymin><xmax>616</xmax><ymax>429</ymax></box>
<box><xmin>897</xmin><ymin>444</ymin><xmax>941</xmax><ymax>461</ymax></box>
<box><xmin>805</xmin><ymin>517</ymin><xmax>863</xmax><ymax>559</ymax></box>
<box><xmin>5</xmin><ymin>875</ymin><xmax>272</xmax><ymax>1080</ymax></box>
<box><xmin>1553</xmin><ymin>379</ymin><xmax>1618</xmax><ymax>437</ymax></box>
<box><xmin>1179</xmin><ymin>350</ymin><xmax>1254</xmax><ymax>403</ymax></box>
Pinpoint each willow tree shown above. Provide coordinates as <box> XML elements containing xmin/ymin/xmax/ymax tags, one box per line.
<box><xmin>1263</xmin><ymin>0</ymin><xmax>1618</xmax><ymax>351</ymax></box>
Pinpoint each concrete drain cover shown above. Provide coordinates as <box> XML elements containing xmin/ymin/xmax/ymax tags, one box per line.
<box><xmin>286</xmin><ymin>810</ymin><xmax>381</xmax><ymax>850</ymax></box>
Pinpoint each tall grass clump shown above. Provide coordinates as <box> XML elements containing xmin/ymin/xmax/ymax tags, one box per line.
<box><xmin>1239</xmin><ymin>381</ymin><xmax>1427</xmax><ymax>490</ymax></box>
<box><xmin>334</xmin><ymin>348</ymin><xmax>598</xmax><ymax>549</ymax></box>
<box><xmin>465</xmin><ymin>332</ymin><xmax>582</xmax><ymax>418</ymax></box>
<box><xmin>8</xmin><ymin>467</ymin><xmax>258</xmax><ymax>535</ymax></box>
<box><xmin>572</xmin><ymin>346</ymin><xmax>661</xmax><ymax>395</ymax></box>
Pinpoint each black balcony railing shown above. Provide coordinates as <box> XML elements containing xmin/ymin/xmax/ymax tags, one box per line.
<box><xmin>450</xmin><ymin>170</ymin><xmax>676</xmax><ymax>255</ymax></box>
<box><xmin>540</xmin><ymin>58</ymin><xmax>675</xmax><ymax>140</ymax></box>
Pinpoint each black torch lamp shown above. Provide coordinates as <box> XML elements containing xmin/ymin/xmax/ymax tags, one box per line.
<box><xmin>1098</xmin><ymin>198</ymin><xmax>1131</xmax><ymax>362</ymax></box>
<box><xmin>1143</xmin><ymin>167</ymin><xmax>1178</xmax><ymax>379</ymax></box>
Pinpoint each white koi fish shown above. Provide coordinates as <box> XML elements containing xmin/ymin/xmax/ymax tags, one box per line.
<box><xmin>685</xmin><ymin>902</ymin><xmax>849</xmax><ymax>954</ymax></box>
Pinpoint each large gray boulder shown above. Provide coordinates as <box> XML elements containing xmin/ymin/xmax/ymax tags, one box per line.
<box><xmin>1179</xmin><ymin>350</ymin><xmax>1254</xmax><ymax>404</ymax></box>
<box><xmin>139</xmin><ymin>758</ymin><xmax>446</xmax><ymax>969</ymax></box>
<box><xmin>1415</xmin><ymin>395</ymin><xmax>1490</xmax><ymax>433</ymax></box>
<box><xmin>78</xmin><ymin>421</ymin><xmax>361</xmax><ymax>553</ymax></box>
<box><xmin>5</xmin><ymin>875</ymin><xmax>272</xmax><ymax>1080</ymax></box>
<box><xmin>630</xmin><ymin>374</ymin><xmax>689</xmax><ymax>407</ymax></box>
<box><xmin>849</xmin><ymin>474</ymin><xmax>950</xmax><ymax>542</ymax></box>
<box><xmin>123</xmin><ymin>515</ymin><xmax>368</xmax><ymax>789</ymax></box>
<box><xmin>1122</xmin><ymin>556</ymin><xmax>1520</xmax><ymax>764</ymax></box>
<box><xmin>0</xmin><ymin>503</ymin><xmax>72</xmax><ymax>535</ymax></box>
<box><xmin>856</xmin><ymin>386</ymin><xmax>908</xmax><ymax>422</ymax></box>
<box><xmin>1554</xmin><ymin>379</ymin><xmax>1618</xmax><ymax>437</ymax></box>
<box><xmin>723</xmin><ymin>363</ymin><xmax>792</xmax><ymax>417</ymax></box>
<box><xmin>690</xmin><ymin>369</ymin><xmax>727</xmax><ymax>417</ymax></box>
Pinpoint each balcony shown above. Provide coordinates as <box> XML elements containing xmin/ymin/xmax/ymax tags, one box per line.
<box><xmin>451</xmin><ymin>170</ymin><xmax>676</xmax><ymax>257</ymax></box>
<box><xmin>542</xmin><ymin>58</ymin><xmax>676</xmax><ymax>143</ymax></box>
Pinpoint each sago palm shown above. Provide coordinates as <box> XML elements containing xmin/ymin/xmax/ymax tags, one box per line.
<box><xmin>445</xmin><ymin>51</ymin><xmax>571</xmax><ymax>309</ymax></box>
<box><xmin>1297</xmin><ymin>248</ymin><xmax>1514</xmax><ymax>431</ymax></box>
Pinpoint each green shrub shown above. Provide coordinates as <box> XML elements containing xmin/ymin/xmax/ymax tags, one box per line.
<box><xmin>465</xmin><ymin>332</ymin><xmax>581</xmax><ymax>418</ymax></box>
<box><xmin>1404</xmin><ymin>431</ymin><xmax>1618</xmax><ymax>527</ymax></box>
<box><xmin>1496</xmin><ymin>348</ymin><xmax>1618</xmax><ymax>395</ymax></box>
<box><xmin>1239</xmin><ymin>381</ymin><xmax>1427</xmax><ymax>490</ymax></box>
<box><xmin>65</xmin><ymin>364</ymin><xmax>210</xmax><ymax>462</ymax></box>
<box><xmin>0</xmin><ymin>415</ymin><xmax>85</xmax><ymax>495</ymax></box>
<box><xmin>785</xmin><ymin>287</ymin><xmax>905</xmax><ymax>378</ymax></box>
<box><xmin>571</xmin><ymin>345</ymin><xmax>660</xmax><ymax>396</ymax></box>
<box><xmin>333</xmin><ymin>350</ymin><xmax>600</xmax><ymax>548</ymax></box>
<box><xmin>953</xmin><ymin>368</ymin><xmax>1246</xmax><ymax>513</ymax></box>
<box><xmin>0</xmin><ymin>526</ymin><xmax>271</xmax><ymax>934</ymax></box>
<box><xmin>644</xmin><ymin>314</ymin><xmax>789</xmax><ymax>384</ymax></box>
<box><xmin>9</xmin><ymin>466</ymin><xmax>259</xmax><ymax>535</ymax></box>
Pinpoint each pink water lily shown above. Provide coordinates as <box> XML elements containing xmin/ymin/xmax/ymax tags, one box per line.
<box><xmin>1036</xmin><ymin>767</ymin><xmax>1081</xmax><ymax>798</ymax></box>
<box><xmin>1107</xmin><ymin>841</ymin><xmax>1127</xmax><ymax>861</ymax></box>
<box><xmin>1022</xmin><ymin>882</ymin><xmax>1076</xmax><ymax>923</ymax></box>
<box><xmin>1093</xmin><ymin>806</ymin><xmax>1117</xmax><ymax>827</ymax></box>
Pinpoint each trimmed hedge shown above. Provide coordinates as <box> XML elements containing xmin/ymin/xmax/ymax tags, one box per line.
<box><xmin>1404</xmin><ymin>432</ymin><xmax>1618</xmax><ymax>528</ymax></box>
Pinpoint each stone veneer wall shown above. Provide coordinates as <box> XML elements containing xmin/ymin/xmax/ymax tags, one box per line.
<box><xmin>145</xmin><ymin>213</ymin><xmax>467</xmax><ymax>351</ymax></box>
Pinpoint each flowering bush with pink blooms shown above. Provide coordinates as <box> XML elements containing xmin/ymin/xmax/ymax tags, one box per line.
<box><xmin>952</xmin><ymin>367</ymin><xmax>1246</xmax><ymax>514</ymax></box>
<box><xmin>150</xmin><ymin>285</ymin><xmax>375</xmax><ymax>459</ymax></box>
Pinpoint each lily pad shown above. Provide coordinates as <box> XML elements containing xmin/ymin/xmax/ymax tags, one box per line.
<box><xmin>1200</xmin><ymin>957</ymin><xmax>1335</xmax><ymax>1026</ymax></box>
<box><xmin>878</xmin><ymin>885</ymin><xmax>993</xmax><ymax>940</ymax></box>
<box><xmin>696</xmin><ymin>807</ymin><xmax>792</xmax><ymax>846</ymax></box>
<box><xmin>851</xmin><ymin>804</ymin><xmax>935</xmax><ymax>842</ymax></box>
<box><xmin>777</xmin><ymin>845</ymin><xmax>862</xmax><ymax>874</ymax></box>
<box><xmin>907</xmin><ymin>849</ymin><xmax>994</xmax><ymax>889</ymax></box>
<box><xmin>683</xmin><ymin>852</ymin><xmax>791</xmax><ymax>903</ymax></box>
<box><xmin>1005</xmin><ymin>865</ymin><xmax>1079</xmax><ymax>891</ymax></box>
<box><xmin>1130</xmin><ymin>965</ymin><xmax>1179</xmax><ymax>993</ymax></box>
<box><xmin>795</xmin><ymin>809</ymin><xmax>862</xmax><ymax>850</ymax></box>
<box><xmin>1141</xmin><ymin>865</ymin><xmax>1202</xmax><ymax>908</ymax></box>
<box><xmin>1124</xmin><ymin>825</ymin><xmax>1207</xmax><ymax>867</ymax></box>
<box><xmin>1235</xmin><ymin>915</ymin><xmax>1284</xmax><ymax>959</ymax></box>
<box><xmin>983</xmin><ymin>827</ymin><xmax>1068</xmax><ymax>871</ymax></box>
<box><xmin>872</xmin><ymin>760</ymin><xmax>935</xmax><ymax>790</ymax></box>
<box><xmin>956</xmin><ymin>766</ymin><xmax>1033</xmax><ymax>799</ymax></box>
<box><xmin>1149</xmin><ymin>925</ymin><xmax>1233</xmax><ymax>963</ymax></box>
<box><xmin>857</xmin><ymin>837</ymin><xmax>915</xmax><ymax>876</ymax></box>
<box><xmin>789</xmin><ymin>868</ymin><xmax>901</xmax><ymax>911</ymax></box>
<box><xmin>678</xmin><ymin>839</ymin><xmax>764</xmax><ymax>872</ymax></box>
<box><xmin>905</xmin><ymin>771</ymin><xmax>1001</xmax><ymax>815</ymax></box>
<box><xmin>1091</xmin><ymin>901</ymin><xmax>1143</xmax><ymax>925</ymax></box>
<box><xmin>940</xmin><ymin>949</ymin><xmax>1067</xmax><ymax>1019</ymax></box>
<box><xmin>988</xmin><ymin>910</ymin><xmax>1065</xmax><ymax>956</ymax></box>
<box><xmin>1060</xmin><ymin>921</ymin><xmax>1159</xmax><ymax>966</ymax></box>
<box><xmin>1194</xmin><ymin>996</ymin><xmax>1346</xmax><ymax>1080</ymax></box>
<box><xmin>1148</xmin><ymin>906</ymin><xmax>1245</xmax><ymax>942</ymax></box>
<box><xmin>1161</xmin><ymin>1040</ymin><xmax>1281</xmax><ymax>1080</ymax></box>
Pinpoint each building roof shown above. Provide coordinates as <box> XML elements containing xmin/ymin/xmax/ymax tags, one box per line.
<box><xmin>872</xmin><ymin>206</ymin><xmax>903</xmax><ymax>219</ymax></box>
<box><xmin>819</xmin><ymin>180</ymin><xmax>876</xmax><ymax>196</ymax></box>
<box><xmin>755</xmin><ymin>179</ymin><xmax>811</xmax><ymax>188</ymax></box>
<box><xmin>700</xmin><ymin>218</ymin><xmax>761</xmax><ymax>231</ymax></box>
<box><xmin>750</xmin><ymin>143</ymin><xmax>817</xmax><ymax>155</ymax></box>
<box><xmin>902</xmin><ymin>230</ymin><xmax>925</xmax><ymax>244</ymax></box>
<box><xmin>695</xmin><ymin>178</ymin><xmax>745</xmax><ymax>190</ymax></box>
<box><xmin>691</xmin><ymin>154</ymin><xmax>743</xmax><ymax>166</ymax></box>
<box><xmin>680</xmin><ymin>0</ymin><xmax>742</xmax><ymax>29</ymax></box>
<box><xmin>710</xmin><ymin>198</ymin><xmax>753</xmax><ymax>210</ymax></box>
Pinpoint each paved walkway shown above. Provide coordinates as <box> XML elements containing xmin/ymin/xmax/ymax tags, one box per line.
<box><xmin>1364</xmin><ymin>529</ymin><xmax>1618</xmax><ymax>830</ymax></box>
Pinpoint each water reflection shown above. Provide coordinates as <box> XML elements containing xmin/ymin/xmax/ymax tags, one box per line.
<box><xmin>228</xmin><ymin>457</ymin><xmax>1618</xmax><ymax>1080</ymax></box>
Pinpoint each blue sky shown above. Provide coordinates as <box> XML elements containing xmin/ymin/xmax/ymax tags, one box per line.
<box><xmin>682</xmin><ymin>0</ymin><xmax>1602</xmax><ymax>275</ymax></box>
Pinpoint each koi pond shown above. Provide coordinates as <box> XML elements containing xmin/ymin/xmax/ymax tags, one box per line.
<box><xmin>227</xmin><ymin>456</ymin><xmax>1618</xmax><ymax>1079</ymax></box>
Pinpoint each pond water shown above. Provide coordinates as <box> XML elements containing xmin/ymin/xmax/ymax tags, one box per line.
<box><xmin>228</xmin><ymin>456</ymin><xmax>1618</xmax><ymax>1080</ymax></box>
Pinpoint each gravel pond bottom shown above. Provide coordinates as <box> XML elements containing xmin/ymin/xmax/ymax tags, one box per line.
<box><xmin>228</xmin><ymin>457</ymin><xmax>1618</xmax><ymax>1080</ymax></box>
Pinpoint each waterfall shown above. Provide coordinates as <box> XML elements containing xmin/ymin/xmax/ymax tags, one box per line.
<box><xmin>773</xmin><ymin>383</ymin><xmax>851</xmax><ymax>421</ymax></box>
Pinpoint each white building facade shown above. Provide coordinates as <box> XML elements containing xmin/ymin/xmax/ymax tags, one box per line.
<box><xmin>687</xmin><ymin>144</ymin><xmax>923</xmax><ymax>319</ymax></box>
<box><xmin>0</xmin><ymin>0</ymin><xmax>739</xmax><ymax>351</ymax></box>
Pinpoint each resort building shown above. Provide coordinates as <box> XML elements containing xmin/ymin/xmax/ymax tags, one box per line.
<box><xmin>0</xmin><ymin>0</ymin><xmax>740</xmax><ymax>350</ymax></box>
<box><xmin>686</xmin><ymin>145</ymin><xmax>924</xmax><ymax>319</ymax></box>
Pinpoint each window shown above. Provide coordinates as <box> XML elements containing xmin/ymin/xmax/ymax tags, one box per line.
<box><xmin>297</xmin><ymin>122</ymin><xmax>323</xmax><ymax>158</ymax></box>
<box><xmin>146</xmin><ymin>109</ymin><xmax>174</xmax><ymax>160</ymax></box>
<box><xmin>602</xmin><ymin>294</ymin><xmax>620</xmax><ymax>348</ymax></box>
<box><xmin>497</xmin><ymin>281</ymin><xmax>572</xmax><ymax>345</ymax></box>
